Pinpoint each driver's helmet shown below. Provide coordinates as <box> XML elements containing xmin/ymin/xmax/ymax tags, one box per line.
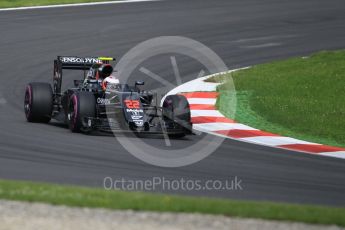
<box><xmin>97</xmin><ymin>64</ymin><xmax>113</xmax><ymax>80</ymax></box>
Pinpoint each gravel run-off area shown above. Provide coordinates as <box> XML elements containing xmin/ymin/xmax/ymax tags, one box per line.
<box><xmin>0</xmin><ymin>200</ymin><xmax>344</xmax><ymax>230</ymax></box>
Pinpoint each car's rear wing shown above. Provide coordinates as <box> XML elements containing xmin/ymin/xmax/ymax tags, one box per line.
<box><xmin>53</xmin><ymin>56</ymin><xmax>115</xmax><ymax>95</ymax></box>
<box><xmin>55</xmin><ymin>56</ymin><xmax>115</xmax><ymax>70</ymax></box>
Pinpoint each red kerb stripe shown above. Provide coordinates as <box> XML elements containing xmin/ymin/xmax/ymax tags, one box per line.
<box><xmin>180</xmin><ymin>92</ymin><xmax>218</xmax><ymax>98</ymax></box>
<box><xmin>278</xmin><ymin>144</ymin><xmax>345</xmax><ymax>153</ymax></box>
<box><xmin>215</xmin><ymin>129</ymin><xmax>278</xmax><ymax>138</ymax></box>
<box><xmin>191</xmin><ymin>116</ymin><xmax>235</xmax><ymax>124</ymax></box>
<box><xmin>189</xmin><ymin>104</ymin><xmax>216</xmax><ymax>110</ymax></box>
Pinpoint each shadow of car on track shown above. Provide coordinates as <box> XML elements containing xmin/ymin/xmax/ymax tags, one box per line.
<box><xmin>47</xmin><ymin>120</ymin><xmax>192</xmax><ymax>141</ymax></box>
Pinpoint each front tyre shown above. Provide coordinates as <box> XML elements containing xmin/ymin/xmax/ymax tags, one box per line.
<box><xmin>162</xmin><ymin>95</ymin><xmax>192</xmax><ymax>138</ymax></box>
<box><xmin>68</xmin><ymin>92</ymin><xmax>96</xmax><ymax>133</ymax></box>
<box><xmin>24</xmin><ymin>82</ymin><xmax>53</xmax><ymax>123</ymax></box>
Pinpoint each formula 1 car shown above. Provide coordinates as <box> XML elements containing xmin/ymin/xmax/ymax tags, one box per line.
<box><xmin>24</xmin><ymin>56</ymin><xmax>192</xmax><ymax>137</ymax></box>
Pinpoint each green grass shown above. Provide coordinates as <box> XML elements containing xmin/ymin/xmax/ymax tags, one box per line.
<box><xmin>0</xmin><ymin>0</ymin><xmax>118</xmax><ymax>8</ymax></box>
<box><xmin>215</xmin><ymin>50</ymin><xmax>345</xmax><ymax>148</ymax></box>
<box><xmin>1</xmin><ymin>179</ymin><xmax>345</xmax><ymax>226</ymax></box>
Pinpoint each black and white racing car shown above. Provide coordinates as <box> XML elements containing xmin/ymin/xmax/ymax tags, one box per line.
<box><xmin>24</xmin><ymin>56</ymin><xmax>192</xmax><ymax>137</ymax></box>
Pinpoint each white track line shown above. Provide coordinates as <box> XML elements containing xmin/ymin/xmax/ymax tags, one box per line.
<box><xmin>240</xmin><ymin>42</ymin><xmax>282</xmax><ymax>49</ymax></box>
<box><xmin>0</xmin><ymin>0</ymin><xmax>158</xmax><ymax>12</ymax></box>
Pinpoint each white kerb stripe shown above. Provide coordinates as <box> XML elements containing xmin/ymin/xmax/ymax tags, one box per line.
<box><xmin>240</xmin><ymin>136</ymin><xmax>318</xmax><ymax>147</ymax></box>
<box><xmin>187</xmin><ymin>98</ymin><xmax>217</xmax><ymax>105</ymax></box>
<box><xmin>193</xmin><ymin>123</ymin><xmax>257</xmax><ymax>132</ymax></box>
<box><xmin>319</xmin><ymin>151</ymin><xmax>345</xmax><ymax>159</ymax></box>
<box><xmin>165</xmin><ymin>67</ymin><xmax>249</xmax><ymax>97</ymax></box>
<box><xmin>165</xmin><ymin>78</ymin><xmax>220</xmax><ymax>96</ymax></box>
<box><xmin>191</xmin><ymin>110</ymin><xmax>224</xmax><ymax>117</ymax></box>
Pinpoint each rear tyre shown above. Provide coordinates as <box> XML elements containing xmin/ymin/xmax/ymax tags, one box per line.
<box><xmin>162</xmin><ymin>95</ymin><xmax>192</xmax><ymax>138</ymax></box>
<box><xmin>24</xmin><ymin>82</ymin><xmax>53</xmax><ymax>123</ymax></box>
<box><xmin>68</xmin><ymin>91</ymin><xmax>96</xmax><ymax>133</ymax></box>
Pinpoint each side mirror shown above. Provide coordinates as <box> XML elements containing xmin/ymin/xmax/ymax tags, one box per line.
<box><xmin>135</xmin><ymin>81</ymin><xmax>145</xmax><ymax>86</ymax></box>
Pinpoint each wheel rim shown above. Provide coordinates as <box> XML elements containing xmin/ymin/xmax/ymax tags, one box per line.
<box><xmin>69</xmin><ymin>95</ymin><xmax>78</xmax><ymax>130</ymax></box>
<box><xmin>24</xmin><ymin>86</ymin><xmax>32</xmax><ymax>119</ymax></box>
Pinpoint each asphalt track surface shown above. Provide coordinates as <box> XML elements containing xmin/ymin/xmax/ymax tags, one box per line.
<box><xmin>0</xmin><ymin>0</ymin><xmax>345</xmax><ymax>206</ymax></box>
